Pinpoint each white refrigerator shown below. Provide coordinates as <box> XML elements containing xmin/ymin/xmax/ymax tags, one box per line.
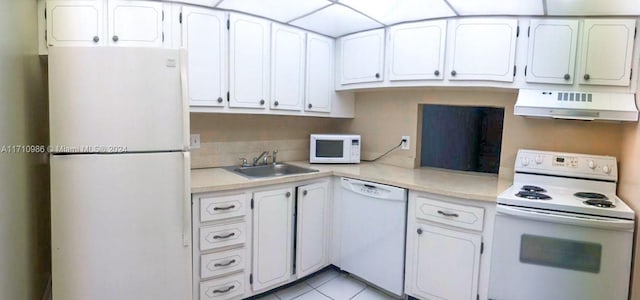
<box><xmin>49</xmin><ymin>47</ymin><xmax>192</xmax><ymax>300</ymax></box>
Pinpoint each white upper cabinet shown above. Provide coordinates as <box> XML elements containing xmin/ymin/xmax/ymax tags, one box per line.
<box><xmin>579</xmin><ymin>19</ymin><xmax>636</xmax><ymax>86</ymax></box>
<box><xmin>46</xmin><ymin>0</ymin><xmax>104</xmax><ymax>46</ymax></box>
<box><xmin>305</xmin><ymin>33</ymin><xmax>333</xmax><ymax>113</ymax></box>
<box><xmin>229</xmin><ymin>14</ymin><xmax>271</xmax><ymax>108</ymax></box>
<box><xmin>338</xmin><ymin>29</ymin><xmax>385</xmax><ymax>85</ymax></box>
<box><xmin>447</xmin><ymin>18</ymin><xmax>518</xmax><ymax>82</ymax></box>
<box><xmin>252</xmin><ymin>187</ymin><xmax>294</xmax><ymax>292</ymax></box>
<box><xmin>388</xmin><ymin>20</ymin><xmax>447</xmax><ymax>81</ymax></box>
<box><xmin>526</xmin><ymin>19</ymin><xmax>579</xmax><ymax>84</ymax></box>
<box><xmin>107</xmin><ymin>0</ymin><xmax>164</xmax><ymax>47</ymax></box>
<box><xmin>270</xmin><ymin>24</ymin><xmax>306</xmax><ymax>111</ymax></box>
<box><xmin>295</xmin><ymin>180</ymin><xmax>330</xmax><ymax>278</ymax></box>
<box><xmin>182</xmin><ymin>7</ymin><xmax>227</xmax><ymax>107</ymax></box>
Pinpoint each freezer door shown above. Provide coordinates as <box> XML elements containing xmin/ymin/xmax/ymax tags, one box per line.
<box><xmin>48</xmin><ymin>47</ymin><xmax>188</xmax><ymax>152</ymax></box>
<box><xmin>51</xmin><ymin>152</ymin><xmax>192</xmax><ymax>300</ymax></box>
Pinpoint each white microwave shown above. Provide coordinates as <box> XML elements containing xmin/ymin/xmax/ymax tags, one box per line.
<box><xmin>310</xmin><ymin>134</ymin><xmax>361</xmax><ymax>164</ymax></box>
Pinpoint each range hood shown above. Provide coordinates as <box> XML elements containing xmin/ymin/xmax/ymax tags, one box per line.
<box><xmin>515</xmin><ymin>89</ymin><xmax>638</xmax><ymax>122</ymax></box>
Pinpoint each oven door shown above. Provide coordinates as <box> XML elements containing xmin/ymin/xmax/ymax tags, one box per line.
<box><xmin>488</xmin><ymin>205</ymin><xmax>634</xmax><ymax>300</ymax></box>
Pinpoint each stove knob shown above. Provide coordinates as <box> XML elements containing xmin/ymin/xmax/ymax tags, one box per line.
<box><xmin>535</xmin><ymin>155</ymin><xmax>544</xmax><ymax>165</ymax></box>
<box><xmin>603</xmin><ymin>165</ymin><xmax>611</xmax><ymax>174</ymax></box>
<box><xmin>588</xmin><ymin>160</ymin><xmax>597</xmax><ymax>170</ymax></box>
<box><xmin>521</xmin><ymin>157</ymin><xmax>530</xmax><ymax>166</ymax></box>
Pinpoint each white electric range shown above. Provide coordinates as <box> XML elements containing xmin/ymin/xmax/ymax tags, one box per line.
<box><xmin>489</xmin><ymin>149</ymin><xmax>635</xmax><ymax>300</ymax></box>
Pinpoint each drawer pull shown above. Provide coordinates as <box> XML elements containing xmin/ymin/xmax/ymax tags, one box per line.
<box><xmin>214</xmin><ymin>259</ymin><xmax>236</xmax><ymax>267</ymax></box>
<box><xmin>213</xmin><ymin>232</ymin><xmax>235</xmax><ymax>239</ymax></box>
<box><xmin>212</xmin><ymin>285</ymin><xmax>235</xmax><ymax>294</ymax></box>
<box><xmin>437</xmin><ymin>210</ymin><xmax>459</xmax><ymax>218</ymax></box>
<box><xmin>213</xmin><ymin>205</ymin><xmax>236</xmax><ymax>211</ymax></box>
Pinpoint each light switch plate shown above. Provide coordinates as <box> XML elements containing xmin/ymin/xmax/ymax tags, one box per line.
<box><xmin>190</xmin><ymin>134</ymin><xmax>201</xmax><ymax>149</ymax></box>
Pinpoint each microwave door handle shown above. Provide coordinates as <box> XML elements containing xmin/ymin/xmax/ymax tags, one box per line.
<box><xmin>497</xmin><ymin>205</ymin><xmax>634</xmax><ymax>231</ymax></box>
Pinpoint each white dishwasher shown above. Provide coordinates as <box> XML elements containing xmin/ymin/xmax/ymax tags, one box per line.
<box><xmin>339</xmin><ymin>177</ymin><xmax>407</xmax><ymax>297</ymax></box>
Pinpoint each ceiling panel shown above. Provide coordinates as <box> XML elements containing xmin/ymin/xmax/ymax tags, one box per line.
<box><xmin>546</xmin><ymin>0</ymin><xmax>640</xmax><ymax>15</ymax></box>
<box><xmin>217</xmin><ymin>0</ymin><xmax>332</xmax><ymax>23</ymax></box>
<box><xmin>339</xmin><ymin>0</ymin><xmax>456</xmax><ymax>25</ymax></box>
<box><xmin>446</xmin><ymin>0</ymin><xmax>544</xmax><ymax>15</ymax></box>
<box><xmin>290</xmin><ymin>4</ymin><xmax>382</xmax><ymax>37</ymax></box>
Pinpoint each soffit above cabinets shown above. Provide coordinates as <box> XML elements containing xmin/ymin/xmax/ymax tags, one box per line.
<box><xmin>182</xmin><ymin>0</ymin><xmax>640</xmax><ymax>38</ymax></box>
<box><xmin>290</xmin><ymin>4</ymin><xmax>382</xmax><ymax>38</ymax></box>
<box><xmin>338</xmin><ymin>0</ymin><xmax>456</xmax><ymax>25</ymax></box>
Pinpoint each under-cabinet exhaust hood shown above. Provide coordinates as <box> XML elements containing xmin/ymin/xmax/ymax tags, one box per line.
<box><xmin>515</xmin><ymin>89</ymin><xmax>638</xmax><ymax>122</ymax></box>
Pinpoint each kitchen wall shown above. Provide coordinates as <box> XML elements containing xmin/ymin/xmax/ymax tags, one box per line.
<box><xmin>618</xmin><ymin>97</ymin><xmax>640</xmax><ymax>299</ymax></box>
<box><xmin>347</xmin><ymin>88</ymin><xmax>624</xmax><ymax>180</ymax></box>
<box><xmin>0</xmin><ymin>0</ymin><xmax>50</xmax><ymax>299</ymax></box>
<box><xmin>190</xmin><ymin>113</ymin><xmax>350</xmax><ymax>168</ymax></box>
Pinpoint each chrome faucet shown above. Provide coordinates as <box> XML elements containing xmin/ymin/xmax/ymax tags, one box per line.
<box><xmin>253</xmin><ymin>151</ymin><xmax>270</xmax><ymax>166</ymax></box>
<box><xmin>272</xmin><ymin>150</ymin><xmax>278</xmax><ymax>165</ymax></box>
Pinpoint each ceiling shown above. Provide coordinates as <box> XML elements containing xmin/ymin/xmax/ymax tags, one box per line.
<box><xmin>193</xmin><ymin>0</ymin><xmax>640</xmax><ymax>37</ymax></box>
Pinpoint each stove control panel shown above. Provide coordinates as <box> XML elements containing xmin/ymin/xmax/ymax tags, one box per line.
<box><xmin>515</xmin><ymin>149</ymin><xmax>617</xmax><ymax>181</ymax></box>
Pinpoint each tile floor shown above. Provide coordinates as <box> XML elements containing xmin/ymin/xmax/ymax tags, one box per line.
<box><xmin>251</xmin><ymin>268</ymin><xmax>399</xmax><ymax>300</ymax></box>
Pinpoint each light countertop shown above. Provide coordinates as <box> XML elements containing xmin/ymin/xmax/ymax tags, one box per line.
<box><xmin>191</xmin><ymin>162</ymin><xmax>512</xmax><ymax>202</ymax></box>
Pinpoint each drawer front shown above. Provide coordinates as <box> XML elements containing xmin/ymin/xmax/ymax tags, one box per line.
<box><xmin>200</xmin><ymin>222</ymin><xmax>246</xmax><ymax>251</ymax></box>
<box><xmin>200</xmin><ymin>194</ymin><xmax>248</xmax><ymax>222</ymax></box>
<box><xmin>200</xmin><ymin>273</ymin><xmax>245</xmax><ymax>300</ymax></box>
<box><xmin>201</xmin><ymin>248</ymin><xmax>245</xmax><ymax>279</ymax></box>
<box><xmin>415</xmin><ymin>197</ymin><xmax>484</xmax><ymax>231</ymax></box>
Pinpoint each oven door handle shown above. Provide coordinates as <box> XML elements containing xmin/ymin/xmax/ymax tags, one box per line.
<box><xmin>497</xmin><ymin>205</ymin><xmax>635</xmax><ymax>231</ymax></box>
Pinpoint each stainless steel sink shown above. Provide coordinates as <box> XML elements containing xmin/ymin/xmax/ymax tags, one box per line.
<box><xmin>227</xmin><ymin>163</ymin><xmax>318</xmax><ymax>179</ymax></box>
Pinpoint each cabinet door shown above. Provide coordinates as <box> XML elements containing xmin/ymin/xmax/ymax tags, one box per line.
<box><xmin>252</xmin><ymin>187</ymin><xmax>294</xmax><ymax>292</ymax></box>
<box><xmin>526</xmin><ymin>19</ymin><xmax>579</xmax><ymax>84</ymax></box>
<box><xmin>339</xmin><ymin>29</ymin><xmax>385</xmax><ymax>85</ymax></box>
<box><xmin>229</xmin><ymin>14</ymin><xmax>270</xmax><ymax>108</ymax></box>
<box><xmin>271</xmin><ymin>24</ymin><xmax>305</xmax><ymax>111</ymax></box>
<box><xmin>579</xmin><ymin>19</ymin><xmax>636</xmax><ymax>86</ymax></box>
<box><xmin>305</xmin><ymin>33</ymin><xmax>333</xmax><ymax>113</ymax></box>
<box><xmin>46</xmin><ymin>0</ymin><xmax>103</xmax><ymax>47</ymax></box>
<box><xmin>448</xmin><ymin>18</ymin><xmax>518</xmax><ymax>82</ymax></box>
<box><xmin>388</xmin><ymin>20</ymin><xmax>446</xmax><ymax>81</ymax></box>
<box><xmin>409</xmin><ymin>222</ymin><xmax>481</xmax><ymax>300</ymax></box>
<box><xmin>108</xmin><ymin>0</ymin><xmax>164</xmax><ymax>47</ymax></box>
<box><xmin>296</xmin><ymin>181</ymin><xmax>330</xmax><ymax>278</ymax></box>
<box><xmin>182</xmin><ymin>7</ymin><xmax>227</xmax><ymax>107</ymax></box>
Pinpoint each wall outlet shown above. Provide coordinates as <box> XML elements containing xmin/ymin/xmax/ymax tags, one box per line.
<box><xmin>401</xmin><ymin>136</ymin><xmax>410</xmax><ymax>150</ymax></box>
<box><xmin>190</xmin><ymin>134</ymin><xmax>201</xmax><ymax>149</ymax></box>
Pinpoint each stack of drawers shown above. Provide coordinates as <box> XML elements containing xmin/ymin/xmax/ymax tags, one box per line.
<box><xmin>193</xmin><ymin>192</ymin><xmax>252</xmax><ymax>300</ymax></box>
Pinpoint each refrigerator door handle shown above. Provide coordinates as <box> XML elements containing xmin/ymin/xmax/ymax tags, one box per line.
<box><xmin>180</xmin><ymin>47</ymin><xmax>190</xmax><ymax>151</ymax></box>
<box><xmin>183</xmin><ymin>152</ymin><xmax>191</xmax><ymax>247</ymax></box>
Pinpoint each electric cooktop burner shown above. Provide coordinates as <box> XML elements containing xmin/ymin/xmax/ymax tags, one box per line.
<box><xmin>515</xmin><ymin>191</ymin><xmax>552</xmax><ymax>200</ymax></box>
<box><xmin>574</xmin><ymin>192</ymin><xmax>609</xmax><ymax>201</ymax></box>
<box><xmin>521</xmin><ymin>185</ymin><xmax>546</xmax><ymax>193</ymax></box>
<box><xmin>583</xmin><ymin>199</ymin><xmax>616</xmax><ymax>208</ymax></box>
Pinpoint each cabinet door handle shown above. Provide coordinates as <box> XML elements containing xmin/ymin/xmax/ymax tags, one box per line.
<box><xmin>308</xmin><ymin>103</ymin><xmax>313</xmax><ymax>109</ymax></box>
<box><xmin>584</xmin><ymin>74</ymin><xmax>590</xmax><ymax>80</ymax></box>
<box><xmin>112</xmin><ymin>35</ymin><xmax>119</xmax><ymax>42</ymax></box>
<box><xmin>434</xmin><ymin>70</ymin><xmax>440</xmax><ymax>76</ymax></box>
<box><xmin>217</xmin><ymin>97</ymin><xmax>223</xmax><ymax>103</ymax></box>
<box><xmin>259</xmin><ymin>99</ymin><xmax>265</xmax><ymax>105</ymax></box>
<box><xmin>302</xmin><ymin>190</ymin><xmax>308</xmax><ymax>196</ymax></box>
<box><xmin>93</xmin><ymin>36</ymin><xmax>100</xmax><ymax>43</ymax></box>
<box><xmin>213</xmin><ymin>205</ymin><xmax>236</xmax><ymax>211</ymax></box>
<box><xmin>285</xmin><ymin>191</ymin><xmax>291</xmax><ymax>198</ymax></box>
<box><xmin>213</xmin><ymin>259</ymin><xmax>237</xmax><ymax>267</ymax></box>
<box><xmin>375</xmin><ymin>73</ymin><xmax>380</xmax><ymax>78</ymax></box>
<box><xmin>437</xmin><ymin>210</ymin><xmax>459</xmax><ymax>218</ymax></box>
<box><xmin>212</xmin><ymin>285</ymin><xmax>235</xmax><ymax>294</ymax></box>
<box><xmin>213</xmin><ymin>232</ymin><xmax>235</xmax><ymax>239</ymax></box>
<box><xmin>274</xmin><ymin>100</ymin><xmax>279</xmax><ymax>106</ymax></box>
<box><xmin>417</xmin><ymin>228</ymin><xmax>423</xmax><ymax>235</ymax></box>
<box><xmin>564</xmin><ymin>74</ymin><xmax>571</xmax><ymax>80</ymax></box>
<box><xmin>451</xmin><ymin>70</ymin><xmax>457</xmax><ymax>76</ymax></box>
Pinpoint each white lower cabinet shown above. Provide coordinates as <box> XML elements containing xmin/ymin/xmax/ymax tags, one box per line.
<box><xmin>252</xmin><ymin>187</ymin><xmax>295</xmax><ymax>292</ymax></box>
<box><xmin>406</xmin><ymin>192</ymin><xmax>490</xmax><ymax>300</ymax></box>
<box><xmin>296</xmin><ymin>181</ymin><xmax>330</xmax><ymax>277</ymax></box>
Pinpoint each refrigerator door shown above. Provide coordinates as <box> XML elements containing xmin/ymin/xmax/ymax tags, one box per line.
<box><xmin>48</xmin><ymin>47</ymin><xmax>189</xmax><ymax>153</ymax></box>
<box><xmin>51</xmin><ymin>152</ymin><xmax>192</xmax><ymax>300</ymax></box>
